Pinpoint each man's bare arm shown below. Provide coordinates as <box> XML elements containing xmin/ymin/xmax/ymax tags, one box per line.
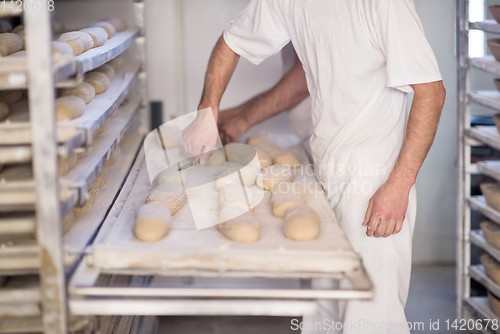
<box><xmin>363</xmin><ymin>81</ymin><xmax>446</xmax><ymax>237</ymax></box>
<box><xmin>218</xmin><ymin>53</ymin><xmax>309</xmax><ymax>143</ymax></box>
<box><xmin>199</xmin><ymin>36</ymin><xmax>240</xmax><ymax>116</ymax></box>
<box><xmin>182</xmin><ymin>36</ymin><xmax>239</xmax><ymax>162</ymax></box>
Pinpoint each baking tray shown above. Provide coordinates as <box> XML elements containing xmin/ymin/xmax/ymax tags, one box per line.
<box><xmin>0</xmin><ymin>63</ymin><xmax>141</xmax><ymax>159</ymax></box>
<box><xmin>90</xmin><ymin>145</ymin><xmax>361</xmax><ymax>278</ymax></box>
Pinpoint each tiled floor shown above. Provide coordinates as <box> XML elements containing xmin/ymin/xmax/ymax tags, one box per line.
<box><xmin>157</xmin><ymin>266</ymin><xmax>456</xmax><ymax>334</ymax></box>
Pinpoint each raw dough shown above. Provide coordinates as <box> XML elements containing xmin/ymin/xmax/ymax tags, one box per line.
<box><xmin>256</xmin><ymin>165</ymin><xmax>293</xmax><ymax>191</ymax></box>
<box><xmin>214</xmin><ymin>165</ymin><xmax>259</xmax><ymax>191</ymax></box>
<box><xmin>153</xmin><ymin>168</ymin><xmax>187</xmax><ymax>187</ymax></box>
<box><xmin>57</xmin><ymin>31</ymin><xmax>93</xmax><ymax>55</ymax></box>
<box><xmin>91</xmin><ymin>21</ymin><xmax>116</xmax><ymax>39</ymax></box>
<box><xmin>134</xmin><ymin>203</ymin><xmax>172</xmax><ymax>243</ymax></box>
<box><xmin>218</xmin><ymin>184</ymin><xmax>253</xmax><ymax>210</ymax></box>
<box><xmin>102</xmin><ymin>17</ymin><xmax>128</xmax><ymax>32</ymax></box>
<box><xmin>79</xmin><ymin>27</ymin><xmax>108</xmax><ymax>48</ymax></box>
<box><xmin>218</xmin><ymin>209</ymin><xmax>260</xmax><ymax>243</ymax></box>
<box><xmin>251</xmin><ymin>140</ymin><xmax>300</xmax><ymax>169</ymax></box>
<box><xmin>73</xmin><ymin>183</ymin><xmax>99</xmax><ymax>215</ymax></box>
<box><xmin>256</xmin><ymin>150</ymin><xmax>272</xmax><ymax>168</ymax></box>
<box><xmin>225</xmin><ymin>143</ymin><xmax>257</xmax><ymax>166</ymax></box>
<box><xmin>95</xmin><ymin>64</ymin><xmax>115</xmax><ymax>81</ymax></box>
<box><xmin>207</xmin><ymin>150</ymin><xmax>226</xmax><ymax>166</ymax></box>
<box><xmin>247</xmin><ymin>131</ymin><xmax>270</xmax><ymax>146</ymax></box>
<box><xmin>0</xmin><ymin>102</ymin><xmax>9</xmax><ymax>121</ymax></box>
<box><xmin>95</xmin><ymin>168</ymin><xmax>108</xmax><ymax>188</ymax></box>
<box><xmin>270</xmin><ymin>182</ymin><xmax>305</xmax><ymax>218</ymax></box>
<box><xmin>0</xmin><ymin>90</ymin><xmax>22</xmax><ymax>106</ymax></box>
<box><xmin>284</xmin><ymin>205</ymin><xmax>321</xmax><ymax>241</ymax></box>
<box><xmin>55</xmin><ymin>96</ymin><xmax>86</xmax><ymax>121</ymax></box>
<box><xmin>61</xmin><ymin>82</ymin><xmax>96</xmax><ymax>105</ymax></box>
<box><xmin>146</xmin><ymin>183</ymin><xmax>186</xmax><ymax>215</ymax></box>
<box><xmin>84</xmin><ymin>72</ymin><xmax>111</xmax><ymax>94</ymax></box>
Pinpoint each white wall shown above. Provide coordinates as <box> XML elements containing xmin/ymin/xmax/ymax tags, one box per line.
<box><xmin>146</xmin><ymin>0</ymin><xmax>459</xmax><ymax>265</ymax></box>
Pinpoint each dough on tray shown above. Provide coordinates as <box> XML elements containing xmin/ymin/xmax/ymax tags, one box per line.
<box><xmin>0</xmin><ymin>90</ymin><xmax>22</xmax><ymax>106</ymax></box>
<box><xmin>146</xmin><ymin>183</ymin><xmax>186</xmax><ymax>215</ymax></box>
<box><xmin>55</xmin><ymin>96</ymin><xmax>86</xmax><ymax>121</ymax></box>
<box><xmin>84</xmin><ymin>72</ymin><xmax>111</xmax><ymax>94</ymax></box>
<box><xmin>91</xmin><ymin>21</ymin><xmax>116</xmax><ymax>39</ymax></box>
<box><xmin>214</xmin><ymin>165</ymin><xmax>259</xmax><ymax>191</ymax></box>
<box><xmin>284</xmin><ymin>205</ymin><xmax>321</xmax><ymax>241</ymax></box>
<box><xmin>153</xmin><ymin>168</ymin><xmax>187</xmax><ymax>187</ymax></box>
<box><xmin>218</xmin><ymin>208</ymin><xmax>260</xmax><ymax>243</ymax></box>
<box><xmin>256</xmin><ymin>165</ymin><xmax>293</xmax><ymax>191</ymax></box>
<box><xmin>95</xmin><ymin>168</ymin><xmax>108</xmax><ymax>188</ymax></box>
<box><xmin>94</xmin><ymin>64</ymin><xmax>115</xmax><ymax>81</ymax></box>
<box><xmin>79</xmin><ymin>27</ymin><xmax>108</xmax><ymax>48</ymax></box>
<box><xmin>207</xmin><ymin>149</ymin><xmax>225</xmax><ymax>166</ymax></box>
<box><xmin>73</xmin><ymin>183</ymin><xmax>99</xmax><ymax>215</ymax></box>
<box><xmin>134</xmin><ymin>203</ymin><xmax>172</xmax><ymax>243</ymax></box>
<box><xmin>270</xmin><ymin>182</ymin><xmax>305</xmax><ymax>218</ymax></box>
<box><xmin>218</xmin><ymin>183</ymin><xmax>254</xmax><ymax>210</ymax></box>
<box><xmin>61</xmin><ymin>82</ymin><xmax>96</xmax><ymax>105</ymax></box>
<box><xmin>58</xmin><ymin>31</ymin><xmax>93</xmax><ymax>55</ymax></box>
<box><xmin>250</xmin><ymin>140</ymin><xmax>300</xmax><ymax>169</ymax></box>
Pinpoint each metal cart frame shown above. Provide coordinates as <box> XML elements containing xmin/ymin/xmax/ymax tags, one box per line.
<box><xmin>0</xmin><ymin>1</ymin><xmax>148</xmax><ymax>333</ymax></box>
<box><xmin>457</xmin><ymin>0</ymin><xmax>500</xmax><ymax>328</ymax></box>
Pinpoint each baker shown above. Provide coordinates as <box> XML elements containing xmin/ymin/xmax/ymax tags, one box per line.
<box><xmin>183</xmin><ymin>1</ymin><xmax>446</xmax><ymax>333</ymax></box>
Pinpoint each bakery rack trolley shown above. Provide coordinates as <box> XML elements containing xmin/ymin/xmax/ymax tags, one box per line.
<box><xmin>0</xmin><ymin>0</ymin><xmax>148</xmax><ymax>333</ymax></box>
<box><xmin>67</xmin><ymin>140</ymin><xmax>374</xmax><ymax>323</ymax></box>
<box><xmin>457</xmin><ymin>0</ymin><xmax>500</xmax><ymax>330</ymax></box>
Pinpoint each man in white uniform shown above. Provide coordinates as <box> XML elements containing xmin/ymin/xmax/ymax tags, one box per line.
<box><xmin>217</xmin><ymin>44</ymin><xmax>313</xmax><ymax>144</ymax></box>
<box><xmin>183</xmin><ymin>1</ymin><xmax>446</xmax><ymax>333</ymax></box>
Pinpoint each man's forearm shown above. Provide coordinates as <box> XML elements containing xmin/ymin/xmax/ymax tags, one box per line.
<box><xmin>199</xmin><ymin>36</ymin><xmax>240</xmax><ymax>119</ymax></box>
<box><xmin>388</xmin><ymin>81</ymin><xmax>446</xmax><ymax>187</ymax></box>
<box><xmin>241</xmin><ymin>55</ymin><xmax>309</xmax><ymax>127</ymax></box>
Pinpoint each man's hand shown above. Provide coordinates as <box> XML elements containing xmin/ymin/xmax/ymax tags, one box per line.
<box><xmin>361</xmin><ymin>80</ymin><xmax>446</xmax><ymax>238</ymax></box>
<box><xmin>182</xmin><ymin>107</ymin><xmax>219</xmax><ymax>165</ymax></box>
<box><xmin>362</xmin><ymin>178</ymin><xmax>411</xmax><ymax>238</ymax></box>
<box><xmin>218</xmin><ymin>107</ymin><xmax>251</xmax><ymax>144</ymax></box>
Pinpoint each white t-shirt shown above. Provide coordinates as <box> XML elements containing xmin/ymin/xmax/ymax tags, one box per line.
<box><xmin>224</xmin><ymin>0</ymin><xmax>442</xmax><ymax>184</ymax></box>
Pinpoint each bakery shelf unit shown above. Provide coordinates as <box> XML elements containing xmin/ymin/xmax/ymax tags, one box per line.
<box><xmin>0</xmin><ymin>1</ymin><xmax>148</xmax><ymax>333</ymax></box>
<box><xmin>457</xmin><ymin>0</ymin><xmax>500</xmax><ymax>330</ymax></box>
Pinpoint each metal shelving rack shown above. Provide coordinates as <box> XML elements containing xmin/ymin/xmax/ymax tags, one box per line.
<box><xmin>458</xmin><ymin>0</ymin><xmax>500</xmax><ymax>330</ymax></box>
<box><xmin>0</xmin><ymin>1</ymin><xmax>148</xmax><ymax>333</ymax></box>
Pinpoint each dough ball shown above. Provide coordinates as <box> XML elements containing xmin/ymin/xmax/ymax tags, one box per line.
<box><xmin>257</xmin><ymin>150</ymin><xmax>272</xmax><ymax>168</ymax></box>
<box><xmin>55</xmin><ymin>96</ymin><xmax>86</xmax><ymax>121</ymax></box>
<box><xmin>225</xmin><ymin>143</ymin><xmax>257</xmax><ymax>165</ymax></box>
<box><xmin>218</xmin><ymin>209</ymin><xmax>260</xmax><ymax>243</ymax></box>
<box><xmin>134</xmin><ymin>203</ymin><xmax>172</xmax><ymax>243</ymax></box>
<box><xmin>257</xmin><ymin>165</ymin><xmax>293</xmax><ymax>191</ymax></box>
<box><xmin>218</xmin><ymin>184</ymin><xmax>254</xmax><ymax>209</ymax></box>
<box><xmin>207</xmin><ymin>150</ymin><xmax>226</xmax><ymax>166</ymax></box>
<box><xmin>274</xmin><ymin>153</ymin><xmax>301</xmax><ymax>169</ymax></box>
<box><xmin>284</xmin><ymin>205</ymin><xmax>321</xmax><ymax>241</ymax></box>
<box><xmin>271</xmin><ymin>182</ymin><xmax>305</xmax><ymax>218</ymax></box>
<box><xmin>214</xmin><ymin>165</ymin><xmax>259</xmax><ymax>191</ymax></box>
<box><xmin>146</xmin><ymin>183</ymin><xmax>186</xmax><ymax>215</ymax></box>
<box><xmin>153</xmin><ymin>168</ymin><xmax>187</xmax><ymax>187</ymax></box>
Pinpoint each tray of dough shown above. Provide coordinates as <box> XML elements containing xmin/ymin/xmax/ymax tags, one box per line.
<box><xmin>0</xmin><ymin>62</ymin><xmax>140</xmax><ymax>156</ymax></box>
<box><xmin>90</xmin><ymin>144</ymin><xmax>362</xmax><ymax>279</ymax></box>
